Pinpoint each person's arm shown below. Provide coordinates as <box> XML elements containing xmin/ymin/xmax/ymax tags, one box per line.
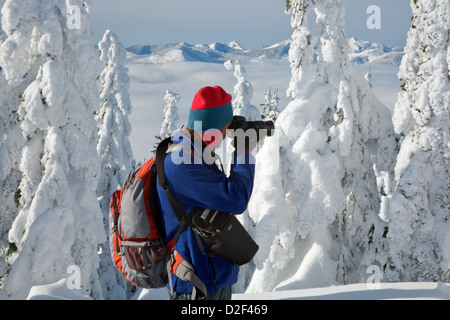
<box><xmin>165</xmin><ymin>150</ymin><xmax>255</xmax><ymax>214</ymax></box>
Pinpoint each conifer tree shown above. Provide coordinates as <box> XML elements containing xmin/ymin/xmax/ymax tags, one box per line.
<box><xmin>224</xmin><ymin>59</ymin><xmax>261</xmax><ymax>120</ymax></box>
<box><xmin>365</xmin><ymin>67</ymin><xmax>373</xmax><ymax>88</ymax></box>
<box><xmin>0</xmin><ymin>0</ymin><xmax>105</xmax><ymax>299</ymax></box>
<box><xmin>96</xmin><ymin>29</ymin><xmax>134</xmax><ymax>299</ymax></box>
<box><xmin>246</xmin><ymin>0</ymin><xmax>397</xmax><ymax>292</ymax></box>
<box><xmin>0</xmin><ymin>0</ymin><xmax>42</xmax><ymax>289</ymax></box>
<box><xmin>261</xmin><ymin>88</ymin><xmax>280</xmax><ymax>122</ymax></box>
<box><xmin>96</xmin><ymin>29</ymin><xmax>134</xmax><ymax>209</ymax></box>
<box><xmin>384</xmin><ymin>0</ymin><xmax>450</xmax><ymax>282</ymax></box>
<box><xmin>155</xmin><ymin>89</ymin><xmax>180</xmax><ymax>143</ymax></box>
<box><xmin>0</xmin><ymin>62</ymin><xmax>25</xmax><ymax>288</ymax></box>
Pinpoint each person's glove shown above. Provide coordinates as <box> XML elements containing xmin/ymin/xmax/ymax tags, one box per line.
<box><xmin>229</xmin><ymin>127</ymin><xmax>266</xmax><ymax>152</ymax></box>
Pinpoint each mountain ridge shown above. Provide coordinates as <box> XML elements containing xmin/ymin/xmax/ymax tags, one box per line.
<box><xmin>126</xmin><ymin>38</ymin><xmax>403</xmax><ymax>66</ymax></box>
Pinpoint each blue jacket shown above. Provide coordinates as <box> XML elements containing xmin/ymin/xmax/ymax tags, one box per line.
<box><xmin>156</xmin><ymin>130</ymin><xmax>255</xmax><ymax>294</ymax></box>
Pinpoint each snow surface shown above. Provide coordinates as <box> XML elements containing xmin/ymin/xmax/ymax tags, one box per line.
<box><xmin>24</xmin><ymin>278</ymin><xmax>450</xmax><ymax>300</ymax></box>
<box><xmin>131</xmin><ymin>282</ymin><xmax>450</xmax><ymax>300</ymax></box>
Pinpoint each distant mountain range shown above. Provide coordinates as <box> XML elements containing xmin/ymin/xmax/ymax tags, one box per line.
<box><xmin>347</xmin><ymin>38</ymin><xmax>404</xmax><ymax>65</ymax></box>
<box><xmin>126</xmin><ymin>38</ymin><xmax>404</xmax><ymax>66</ymax></box>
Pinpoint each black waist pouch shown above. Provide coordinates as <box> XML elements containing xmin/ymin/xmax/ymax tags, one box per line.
<box><xmin>191</xmin><ymin>208</ymin><xmax>259</xmax><ymax>266</ymax></box>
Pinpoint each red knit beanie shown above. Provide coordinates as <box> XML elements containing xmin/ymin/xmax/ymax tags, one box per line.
<box><xmin>187</xmin><ymin>86</ymin><xmax>233</xmax><ymax>133</ymax></box>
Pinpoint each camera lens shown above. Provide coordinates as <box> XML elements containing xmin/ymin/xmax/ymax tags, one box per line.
<box><xmin>229</xmin><ymin>116</ymin><xmax>275</xmax><ymax>137</ymax></box>
<box><xmin>247</xmin><ymin>120</ymin><xmax>275</xmax><ymax>137</ymax></box>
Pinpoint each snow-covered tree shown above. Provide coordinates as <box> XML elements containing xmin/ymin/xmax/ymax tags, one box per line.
<box><xmin>96</xmin><ymin>29</ymin><xmax>134</xmax><ymax>299</ymax></box>
<box><xmin>96</xmin><ymin>29</ymin><xmax>133</xmax><ymax>212</ymax></box>
<box><xmin>0</xmin><ymin>0</ymin><xmax>42</xmax><ymax>288</ymax></box>
<box><xmin>155</xmin><ymin>89</ymin><xmax>180</xmax><ymax>143</ymax></box>
<box><xmin>383</xmin><ymin>0</ymin><xmax>450</xmax><ymax>282</ymax></box>
<box><xmin>0</xmin><ymin>0</ymin><xmax>106</xmax><ymax>299</ymax></box>
<box><xmin>0</xmin><ymin>62</ymin><xmax>25</xmax><ymax>288</ymax></box>
<box><xmin>245</xmin><ymin>0</ymin><xmax>397</xmax><ymax>293</ymax></box>
<box><xmin>365</xmin><ymin>67</ymin><xmax>373</xmax><ymax>88</ymax></box>
<box><xmin>261</xmin><ymin>88</ymin><xmax>281</xmax><ymax>122</ymax></box>
<box><xmin>224</xmin><ymin>59</ymin><xmax>261</xmax><ymax>120</ymax></box>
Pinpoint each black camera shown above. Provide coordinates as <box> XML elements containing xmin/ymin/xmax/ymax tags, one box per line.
<box><xmin>228</xmin><ymin>116</ymin><xmax>275</xmax><ymax>140</ymax></box>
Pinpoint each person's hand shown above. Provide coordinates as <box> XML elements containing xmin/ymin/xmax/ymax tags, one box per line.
<box><xmin>229</xmin><ymin>127</ymin><xmax>263</xmax><ymax>152</ymax></box>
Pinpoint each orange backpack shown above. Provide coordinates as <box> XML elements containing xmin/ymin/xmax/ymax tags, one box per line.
<box><xmin>109</xmin><ymin>138</ymin><xmax>207</xmax><ymax>298</ymax></box>
<box><xmin>109</xmin><ymin>155</ymin><xmax>169</xmax><ymax>288</ymax></box>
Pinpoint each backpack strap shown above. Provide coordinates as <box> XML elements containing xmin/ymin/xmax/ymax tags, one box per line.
<box><xmin>155</xmin><ymin>138</ymin><xmax>191</xmax><ymax>232</ymax></box>
<box><xmin>110</xmin><ymin>190</ymin><xmax>122</xmax><ymax>254</ymax></box>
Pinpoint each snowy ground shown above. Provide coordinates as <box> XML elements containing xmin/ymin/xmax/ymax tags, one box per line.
<box><xmin>131</xmin><ymin>282</ymin><xmax>450</xmax><ymax>300</ymax></box>
<box><xmin>25</xmin><ymin>279</ymin><xmax>450</xmax><ymax>300</ymax></box>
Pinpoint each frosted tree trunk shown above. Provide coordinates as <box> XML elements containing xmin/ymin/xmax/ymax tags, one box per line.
<box><xmin>246</xmin><ymin>0</ymin><xmax>397</xmax><ymax>293</ymax></box>
<box><xmin>0</xmin><ymin>0</ymin><xmax>106</xmax><ymax>299</ymax></box>
<box><xmin>384</xmin><ymin>0</ymin><xmax>450</xmax><ymax>282</ymax></box>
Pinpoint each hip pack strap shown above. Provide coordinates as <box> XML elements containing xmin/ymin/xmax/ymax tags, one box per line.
<box><xmin>167</xmin><ymin>250</ymin><xmax>207</xmax><ymax>300</ymax></box>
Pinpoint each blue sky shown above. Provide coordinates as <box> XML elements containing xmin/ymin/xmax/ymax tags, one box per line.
<box><xmin>0</xmin><ymin>0</ymin><xmax>411</xmax><ymax>48</ymax></box>
<box><xmin>89</xmin><ymin>0</ymin><xmax>412</xmax><ymax>49</ymax></box>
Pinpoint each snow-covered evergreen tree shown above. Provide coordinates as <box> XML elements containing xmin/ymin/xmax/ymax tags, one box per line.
<box><xmin>96</xmin><ymin>29</ymin><xmax>133</xmax><ymax>213</ymax></box>
<box><xmin>261</xmin><ymin>88</ymin><xmax>281</xmax><ymax>122</ymax></box>
<box><xmin>0</xmin><ymin>61</ymin><xmax>25</xmax><ymax>288</ymax></box>
<box><xmin>365</xmin><ymin>67</ymin><xmax>373</xmax><ymax>88</ymax></box>
<box><xmin>384</xmin><ymin>0</ymin><xmax>450</xmax><ymax>282</ymax></box>
<box><xmin>96</xmin><ymin>29</ymin><xmax>134</xmax><ymax>299</ymax></box>
<box><xmin>155</xmin><ymin>89</ymin><xmax>180</xmax><ymax>143</ymax></box>
<box><xmin>224</xmin><ymin>59</ymin><xmax>261</xmax><ymax>121</ymax></box>
<box><xmin>0</xmin><ymin>0</ymin><xmax>106</xmax><ymax>299</ymax></box>
<box><xmin>246</xmin><ymin>0</ymin><xmax>397</xmax><ymax>293</ymax></box>
<box><xmin>0</xmin><ymin>0</ymin><xmax>41</xmax><ymax>289</ymax></box>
